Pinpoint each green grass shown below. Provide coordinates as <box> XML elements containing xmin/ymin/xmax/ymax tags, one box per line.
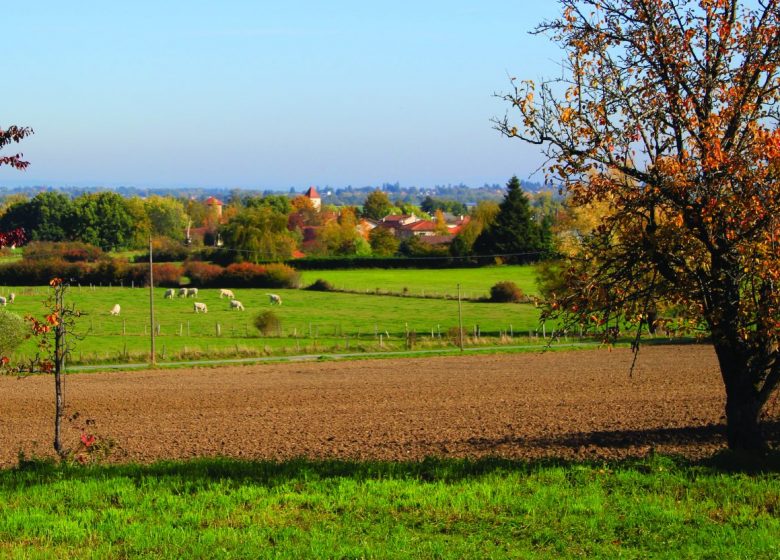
<box><xmin>1</xmin><ymin>454</ymin><xmax>778</xmax><ymax>558</ymax></box>
<box><xmin>2</xmin><ymin>284</ymin><xmax>549</xmax><ymax>366</ymax></box>
<box><xmin>299</xmin><ymin>265</ymin><xmax>540</xmax><ymax>298</ymax></box>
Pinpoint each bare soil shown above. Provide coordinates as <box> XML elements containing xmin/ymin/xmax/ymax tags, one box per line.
<box><xmin>2</xmin><ymin>345</ymin><xmax>778</xmax><ymax>467</ymax></box>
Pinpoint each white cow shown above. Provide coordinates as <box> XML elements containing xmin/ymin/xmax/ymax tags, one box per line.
<box><xmin>110</xmin><ymin>304</ymin><xmax>121</xmax><ymax>316</ymax></box>
<box><xmin>0</xmin><ymin>297</ymin><xmax>6</xmax><ymax>306</ymax></box>
<box><xmin>219</xmin><ymin>289</ymin><xmax>235</xmax><ymax>299</ymax></box>
<box><xmin>229</xmin><ymin>299</ymin><xmax>244</xmax><ymax>311</ymax></box>
<box><xmin>8</xmin><ymin>293</ymin><xmax>15</xmax><ymax>304</ymax></box>
<box><xmin>187</xmin><ymin>287</ymin><xmax>199</xmax><ymax>298</ymax></box>
<box><xmin>178</xmin><ymin>287</ymin><xmax>188</xmax><ymax>298</ymax></box>
<box><xmin>193</xmin><ymin>302</ymin><xmax>208</xmax><ymax>313</ymax></box>
<box><xmin>163</xmin><ymin>288</ymin><xmax>175</xmax><ymax>299</ymax></box>
<box><xmin>267</xmin><ymin>293</ymin><xmax>282</xmax><ymax>305</ymax></box>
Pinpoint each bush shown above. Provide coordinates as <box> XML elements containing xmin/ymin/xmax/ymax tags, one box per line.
<box><xmin>183</xmin><ymin>261</ymin><xmax>224</xmax><ymax>288</ymax></box>
<box><xmin>262</xmin><ymin>263</ymin><xmax>300</xmax><ymax>288</ymax></box>
<box><xmin>305</xmin><ymin>278</ymin><xmax>334</xmax><ymax>291</ymax></box>
<box><xmin>489</xmin><ymin>281</ymin><xmax>524</xmax><ymax>303</ymax></box>
<box><xmin>222</xmin><ymin>262</ymin><xmax>267</xmax><ymax>287</ymax></box>
<box><xmin>126</xmin><ymin>263</ymin><xmax>183</xmax><ymax>287</ymax></box>
<box><xmin>254</xmin><ymin>310</ymin><xmax>281</xmax><ymax>336</ymax></box>
<box><xmin>134</xmin><ymin>237</ymin><xmax>189</xmax><ymax>263</ymax></box>
<box><xmin>0</xmin><ymin>309</ymin><xmax>26</xmax><ymax>359</ymax></box>
<box><xmin>91</xmin><ymin>259</ymin><xmax>130</xmax><ymax>285</ymax></box>
<box><xmin>24</xmin><ymin>241</ymin><xmax>104</xmax><ymax>263</ymax></box>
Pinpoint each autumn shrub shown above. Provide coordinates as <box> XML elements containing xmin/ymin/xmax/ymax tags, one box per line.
<box><xmin>152</xmin><ymin>263</ymin><xmax>184</xmax><ymax>286</ymax></box>
<box><xmin>254</xmin><ymin>310</ymin><xmax>281</xmax><ymax>336</ymax></box>
<box><xmin>135</xmin><ymin>237</ymin><xmax>189</xmax><ymax>263</ymax></box>
<box><xmin>0</xmin><ymin>309</ymin><xmax>27</xmax><ymax>360</ymax></box>
<box><xmin>24</xmin><ymin>241</ymin><xmax>104</xmax><ymax>263</ymax></box>
<box><xmin>222</xmin><ymin>262</ymin><xmax>268</xmax><ymax>288</ymax></box>
<box><xmin>0</xmin><ymin>259</ymin><xmax>82</xmax><ymax>285</ymax></box>
<box><xmin>489</xmin><ymin>281</ymin><xmax>524</xmax><ymax>303</ymax></box>
<box><xmin>91</xmin><ymin>259</ymin><xmax>130</xmax><ymax>285</ymax></box>
<box><xmin>262</xmin><ymin>263</ymin><xmax>300</xmax><ymax>288</ymax></box>
<box><xmin>183</xmin><ymin>261</ymin><xmax>223</xmax><ymax>287</ymax></box>
<box><xmin>305</xmin><ymin>278</ymin><xmax>334</xmax><ymax>291</ymax></box>
<box><xmin>125</xmin><ymin>263</ymin><xmax>183</xmax><ymax>287</ymax></box>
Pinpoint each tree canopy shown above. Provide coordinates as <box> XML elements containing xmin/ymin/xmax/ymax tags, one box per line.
<box><xmin>498</xmin><ymin>0</ymin><xmax>780</xmax><ymax>450</ymax></box>
<box><xmin>473</xmin><ymin>176</ymin><xmax>545</xmax><ymax>260</ymax></box>
<box><xmin>362</xmin><ymin>190</ymin><xmax>393</xmax><ymax>221</ymax></box>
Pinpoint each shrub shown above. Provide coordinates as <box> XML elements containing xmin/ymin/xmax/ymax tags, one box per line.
<box><xmin>254</xmin><ymin>310</ymin><xmax>281</xmax><ymax>336</ymax></box>
<box><xmin>24</xmin><ymin>241</ymin><xmax>104</xmax><ymax>263</ymax></box>
<box><xmin>305</xmin><ymin>278</ymin><xmax>334</xmax><ymax>291</ymax></box>
<box><xmin>262</xmin><ymin>263</ymin><xmax>300</xmax><ymax>288</ymax></box>
<box><xmin>222</xmin><ymin>262</ymin><xmax>267</xmax><ymax>287</ymax></box>
<box><xmin>91</xmin><ymin>259</ymin><xmax>130</xmax><ymax>285</ymax></box>
<box><xmin>152</xmin><ymin>263</ymin><xmax>184</xmax><ymax>287</ymax></box>
<box><xmin>0</xmin><ymin>309</ymin><xmax>27</xmax><ymax>359</ymax></box>
<box><xmin>134</xmin><ymin>237</ymin><xmax>190</xmax><ymax>263</ymax></box>
<box><xmin>126</xmin><ymin>263</ymin><xmax>183</xmax><ymax>287</ymax></box>
<box><xmin>489</xmin><ymin>281</ymin><xmax>524</xmax><ymax>303</ymax></box>
<box><xmin>183</xmin><ymin>261</ymin><xmax>223</xmax><ymax>288</ymax></box>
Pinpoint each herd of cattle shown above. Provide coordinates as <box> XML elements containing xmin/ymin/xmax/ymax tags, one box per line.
<box><xmin>0</xmin><ymin>293</ymin><xmax>15</xmax><ymax>306</ymax></box>
<box><xmin>108</xmin><ymin>289</ymin><xmax>283</xmax><ymax>316</ymax></box>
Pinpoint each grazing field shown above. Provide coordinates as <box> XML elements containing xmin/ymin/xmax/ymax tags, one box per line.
<box><xmin>1</xmin><ymin>284</ymin><xmax>545</xmax><ymax>365</ymax></box>
<box><xmin>2</xmin><ymin>345</ymin><xmax>779</xmax><ymax>558</ymax></box>
<box><xmin>299</xmin><ymin>265</ymin><xmax>540</xmax><ymax>298</ymax></box>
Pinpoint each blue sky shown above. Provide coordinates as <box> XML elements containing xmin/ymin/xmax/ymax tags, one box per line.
<box><xmin>2</xmin><ymin>1</ymin><xmax>562</xmax><ymax>190</ymax></box>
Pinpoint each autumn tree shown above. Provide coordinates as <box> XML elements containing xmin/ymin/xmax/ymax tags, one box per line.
<box><xmin>219</xmin><ymin>206</ymin><xmax>297</xmax><ymax>262</ymax></box>
<box><xmin>316</xmin><ymin>207</ymin><xmax>371</xmax><ymax>256</ymax></box>
<box><xmin>450</xmin><ymin>200</ymin><xmax>500</xmax><ymax>256</ymax></box>
<box><xmin>369</xmin><ymin>226</ymin><xmax>400</xmax><ymax>256</ymax></box>
<box><xmin>0</xmin><ymin>125</ymin><xmax>33</xmax><ymax>171</ymax></box>
<box><xmin>497</xmin><ymin>0</ymin><xmax>780</xmax><ymax>450</ymax></box>
<box><xmin>362</xmin><ymin>190</ymin><xmax>393</xmax><ymax>220</ymax></box>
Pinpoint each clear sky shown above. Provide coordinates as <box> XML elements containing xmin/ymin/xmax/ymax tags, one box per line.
<box><xmin>2</xmin><ymin>1</ymin><xmax>563</xmax><ymax>190</ymax></box>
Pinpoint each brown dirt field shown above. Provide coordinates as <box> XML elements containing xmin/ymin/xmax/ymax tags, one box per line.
<box><xmin>2</xmin><ymin>345</ymin><xmax>778</xmax><ymax>467</ymax></box>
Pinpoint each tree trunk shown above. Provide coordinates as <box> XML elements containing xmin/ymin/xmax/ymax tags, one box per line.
<box><xmin>713</xmin><ymin>340</ymin><xmax>767</xmax><ymax>452</ymax></box>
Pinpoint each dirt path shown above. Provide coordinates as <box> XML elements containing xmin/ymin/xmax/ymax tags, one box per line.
<box><xmin>2</xmin><ymin>345</ymin><xmax>778</xmax><ymax>467</ymax></box>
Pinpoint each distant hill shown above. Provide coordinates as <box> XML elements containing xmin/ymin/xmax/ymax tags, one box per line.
<box><xmin>0</xmin><ymin>180</ymin><xmax>551</xmax><ymax>207</ymax></box>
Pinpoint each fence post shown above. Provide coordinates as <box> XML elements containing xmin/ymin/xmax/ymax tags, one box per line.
<box><xmin>216</xmin><ymin>323</ymin><xmax>221</xmax><ymax>337</ymax></box>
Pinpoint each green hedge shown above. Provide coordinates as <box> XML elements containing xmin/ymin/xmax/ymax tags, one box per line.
<box><xmin>285</xmin><ymin>254</ymin><xmax>543</xmax><ymax>269</ymax></box>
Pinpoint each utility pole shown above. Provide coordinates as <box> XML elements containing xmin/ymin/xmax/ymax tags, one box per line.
<box><xmin>53</xmin><ymin>282</ymin><xmax>65</xmax><ymax>457</ymax></box>
<box><xmin>149</xmin><ymin>235</ymin><xmax>156</xmax><ymax>365</ymax></box>
<box><xmin>457</xmin><ymin>283</ymin><xmax>464</xmax><ymax>352</ymax></box>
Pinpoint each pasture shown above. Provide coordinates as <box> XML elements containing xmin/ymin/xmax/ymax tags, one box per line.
<box><xmin>299</xmin><ymin>264</ymin><xmax>540</xmax><ymax>298</ymax></box>
<box><xmin>1</xmin><ymin>283</ymin><xmax>545</xmax><ymax>366</ymax></box>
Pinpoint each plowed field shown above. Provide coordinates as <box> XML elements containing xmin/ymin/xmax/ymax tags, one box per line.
<box><xmin>2</xmin><ymin>345</ymin><xmax>778</xmax><ymax>467</ymax></box>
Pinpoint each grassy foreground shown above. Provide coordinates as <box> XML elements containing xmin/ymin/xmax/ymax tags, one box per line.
<box><xmin>1</xmin><ymin>455</ymin><xmax>778</xmax><ymax>559</ymax></box>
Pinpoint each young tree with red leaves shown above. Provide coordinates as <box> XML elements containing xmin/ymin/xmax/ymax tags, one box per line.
<box><xmin>497</xmin><ymin>0</ymin><xmax>780</xmax><ymax>450</ymax></box>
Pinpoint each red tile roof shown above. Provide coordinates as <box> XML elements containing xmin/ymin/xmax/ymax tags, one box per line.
<box><xmin>204</xmin><ymin>196</ymin><xmax>223</xmax><ymax>206</ymax></box>
<box><xmin>402</xmin><ymin>220</ymin><xmax>438</xmax><ymax>232</ymax></box>
<box><xmin>305</xmin><ymin>186</ymin><xmax>321</xmax><ymax>199</ymax></box>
